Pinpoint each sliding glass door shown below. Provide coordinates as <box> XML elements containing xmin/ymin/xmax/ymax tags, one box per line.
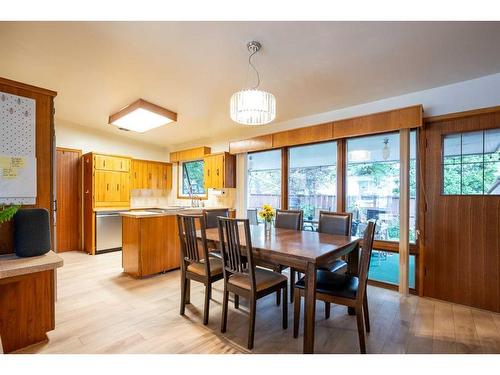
<box><xmin>247</xmin><ymin>149</ymin><xmax>282</xmax><ymax>210</ymax></box>
<box><xmin>288</xmin><ymin>141</ymin><xmax>337</xmax><ymax>229</ymax></box>
<box><xmin>346</xmin><ymin>131</ymin><xmax>417</xmax><ymax>287</ymax></box>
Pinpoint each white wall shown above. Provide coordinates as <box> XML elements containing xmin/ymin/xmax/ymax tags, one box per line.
<box><xmin>55</xmin><ymin>119</ymin><xmax>169</xmax><ymax>161</ymax></box>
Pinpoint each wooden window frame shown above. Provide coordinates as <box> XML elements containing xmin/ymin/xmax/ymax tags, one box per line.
<box><xmin>243</xmin><ymin>129</ymin><xmax>422</xmax><ymax>293</ymax></box>
<box><xmin>440</xmin><ymin>128</ymin><xmax>500</xmax><ymax>196</ymax></box>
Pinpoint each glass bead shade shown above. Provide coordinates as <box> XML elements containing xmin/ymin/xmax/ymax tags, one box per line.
<box><xmin>230</xmin><ymin>89</ymin><xmax>276</xmax><ymax>125</ymax></box>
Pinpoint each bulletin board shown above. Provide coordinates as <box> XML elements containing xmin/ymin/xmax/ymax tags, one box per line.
<box><xmin>0</xmin><ymin>91</ymin><xmax>37</xmax><ymax>204</ymax></box>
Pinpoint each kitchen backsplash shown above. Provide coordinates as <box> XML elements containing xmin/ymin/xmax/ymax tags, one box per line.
<box><xmin>130</xmin><ymin>188</ymin><xmax>236</xmax><ymax>209</ymax></box>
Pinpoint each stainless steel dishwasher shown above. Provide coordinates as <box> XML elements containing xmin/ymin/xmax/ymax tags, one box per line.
<box><xmin>95</xmin><ymin>211</ymin><xmax>123</xmax><ymax>253</ymax></box>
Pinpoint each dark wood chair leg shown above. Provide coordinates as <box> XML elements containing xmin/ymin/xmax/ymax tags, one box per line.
<box><xmin>221</xmin><ymin>288</ymin><xmax>229</xmax><ymax>333</ymax></box>
<box><xmin>185</xmin><ymin>279</ymin><xmax>191</xmax><ymax>304</ymax></box>
<box><xmin>234</xmin><ymin>294</ymin><xmax>239</xmax><ymax>309</ymax></box>
<box><xmin>290</xmin><ymin>269</ymin><xmax>295</xmax><ymax>302</ymax></box>
<box><xmin>180</xmin><ymin>272</ymin><xmax>187</xmax><ymax>315</ymax></box>
<box><xmin>275</xmin><ymin>266</ymin><xmax>282</xmax><ymax>306</ymax></box>
<box><xmin>355</xmin><ymin>307</ymin><xmax>366</xmax><ymax>354</ymax></box>
<box><xmin>363</xmin><ymin>294</ymin><xmax>370</xmax><ymax>332</ymax></box>
<box><xmin>248</xmin><ymin>297</ymin><xmax>257</xmax><ymax>350</ymax></box>
<box><xmin>203</xmin><ymin>283</ymin><xmax>211</xmax><ymax>325</ymax></box>
<box><xmin>282</xmin><ymin>284</ymin><xmax>288</xmax><ymax>329</ymax></box>
<box><xmin>324</xmin><ymin>302</ymin><xmax>331</xmax><ymax>319</ymax></box>
<box><xmin>293</xmin><ymin>288</ymin><xmax>300</xmax><ymax>338</ymax></box>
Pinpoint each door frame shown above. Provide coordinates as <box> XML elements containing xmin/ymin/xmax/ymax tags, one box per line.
<box><xmin>56</xmin><ymin>147</ymin><xmax>82</xmax><ymax>252</ymax></box>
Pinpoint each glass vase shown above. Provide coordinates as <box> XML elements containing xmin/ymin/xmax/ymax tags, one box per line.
<box><xmin>264</xmin><ymin>219</ymin><xmax>272</xmax><ymax>235</ymax></box>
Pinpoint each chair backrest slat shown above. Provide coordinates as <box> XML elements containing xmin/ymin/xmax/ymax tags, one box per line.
<box><xmin>275</xmin><ymin>209</ymin><xmax>303</xmax><ymax>230</ymax></box>
<box><xmin>356</xmin><ymin>220</ymin><xmax>376</xmax><ymax>304</ymax></box>
<box><xmin>317</xmin><ymin>211</ymin><xmax>352</xmax><ymax>236</ymax></box>
<box><xmin>217</xmin><ymin>217</ymin><xmax>256</xmax><ymax>290</ymax></box>
<box><xmin>177</xmin><ymin>214</ymin><xmax>211</xmax><ymax>274</ymax></box>
<box><xmin>203</xmin><ymin>209</ymin><xmax>229</xmax><ymax>229</ymax></box>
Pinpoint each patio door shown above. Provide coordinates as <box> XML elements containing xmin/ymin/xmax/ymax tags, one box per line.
<box><xmin>423</xmin><ymin>110</ymin><xmax>500</xmax><ymax>312</ymax></box>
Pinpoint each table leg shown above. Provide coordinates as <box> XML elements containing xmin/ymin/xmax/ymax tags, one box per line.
<box><xmin>347</xmin><ymin>243</ymin><xmax>360</xmax><ymax>315</ymax></box>
<box><xmin>303</xmin><ymin>261</ymin><xmax>317</xmax><ymax>354</ymax></box>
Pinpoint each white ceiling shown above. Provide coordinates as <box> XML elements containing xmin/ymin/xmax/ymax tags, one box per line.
<box><xmin>1</xmin><ymin>21</ymin><xmax>500</xmax><ymax>149</ymax></box>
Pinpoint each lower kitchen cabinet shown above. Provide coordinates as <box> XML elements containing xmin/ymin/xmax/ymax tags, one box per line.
<box><xmin>121</xmin><ymin>214</ymin><xmax>180</xmax><ymax>277</ymax></box>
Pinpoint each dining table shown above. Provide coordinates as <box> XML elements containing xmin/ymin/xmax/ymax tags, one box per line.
<box><xmin>201</xmin><ymin>224</ymin><xmax>361</xmax><ymax>354</ymax></box>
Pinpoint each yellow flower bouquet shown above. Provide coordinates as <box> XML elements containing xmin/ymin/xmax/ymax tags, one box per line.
<box><xmin>258</xmin><ymin>204</ymin><xmax>275</xmax><ymax>223</ymax></box>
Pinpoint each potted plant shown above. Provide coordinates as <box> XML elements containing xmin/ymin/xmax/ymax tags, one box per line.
<box><xmin>0</xmin><ymin>204</ymin><xmax>20</xmax><ymax>224</ymax></box>
<box><xmin>258</xmin><ymin>204</ymin><xmax>275</xmax><ymax>235</ymax></box>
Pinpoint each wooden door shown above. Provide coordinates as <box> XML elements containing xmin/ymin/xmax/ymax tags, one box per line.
<box><xmin>423</xmin><ymin>110</ymin><xmax>500</xmax><ymax>312</ymax></box>
<box><xmin>56</xmin><ymin>148</ymin><xmax>81</xmax><ymax>252</ymax></box>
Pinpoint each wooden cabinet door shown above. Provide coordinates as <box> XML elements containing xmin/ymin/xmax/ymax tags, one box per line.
<box><xmin>131</xmin><ymin>160</ymin><xmax>140</xmax><ymax>189</ymax></box>
<box><xmin>120</xmin><ymin>172</ymin><xmax>130</xmax><ymax>202</ymax></box>
<box><xmin>94</xmin><ymin>155</ymin><xmax>113</xmax><ymax>170</ymax></box>
<box><xmin>94</xmin><ymin>170</ymin><xmax>107</xmax><ymax>204</ymax></box>
<box><xmin>213</xmin><ymin>154</ymin><xmax>224</xmax><ymax>189</ymax></box>
<box><xmin>203</xmin><ymin>155</ymin><xmax>213</xmax><ymax>189</ymax></box>
<box><xmin>159</xmin><ymin>164</ymin><xmax>172</xmax><ymax>190</ymax></box>
<box><xmin>117</xmin><ymin>158</ymin><xmax>130</xmax><ymax>172</ymax></box>
<box><xmin>105</xmin><ymin>172</ymin><xmax>121</xmax><ymax>202</ymax></box>
<box><xmin>146</xmin><ymin>163</ymin><xmax>158</xmax><ymax>189</ymax></box>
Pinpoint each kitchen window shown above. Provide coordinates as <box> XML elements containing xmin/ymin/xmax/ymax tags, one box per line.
<box><xmin>179</xmin><ymin>159</ymin><xmax>205</xmax><ymax>197</ymax></box>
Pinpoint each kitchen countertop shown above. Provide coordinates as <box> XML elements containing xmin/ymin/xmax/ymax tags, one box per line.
<box><xmin>0</xmin><ymin>250</ymin><xmax>63</xmax><ymax>279</ymax></box>
<box><xmin>93</xmin><ymin>207</ymin><xmax>130</xmax><ymax>212</ymax></box>
<box><xmin>120</xmin><ymin>207</ymin><xmax>234</xmax><ymax>218</ymax></box>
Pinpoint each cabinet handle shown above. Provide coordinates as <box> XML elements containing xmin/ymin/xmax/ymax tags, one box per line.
<box><xmin>106</xmin><ymin>183</ymin><xmax>109</xmax><ymax>191</ymax></box>
<box><xmin>216</xmin><ymin>168</ymin><xmax>219</xmax><ymax>176</ymax></box>
<box><xmin>103</xmin><ymin>160</ymin><xmax>106</xmax><ymax>167</ymax></box>
<box><xmin>207</xmin><ymin>169</ymin><xmax>210</xmax><ymax>177</ymax></box>
<box><xmin>117</xmin><ymin>184</ymin><xmax>119</xmax><ymax>191</ymax></box>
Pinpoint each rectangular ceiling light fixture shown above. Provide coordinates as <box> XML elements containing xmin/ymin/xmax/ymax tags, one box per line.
<box><xmin>109</xmin><ymin>99</ymin><xmax>177</xmax><ymax>133</ymax></box>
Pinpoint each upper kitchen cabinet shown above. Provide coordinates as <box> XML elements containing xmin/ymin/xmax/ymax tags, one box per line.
<box><xmin>131</xmin><ymin>159</ymin><xmax>172</xmax><ymax>190</ymax></box>
<box><xmin>83</xmin><ymin>152</ymin><xmax>131</xmax><ymax>208</ymax></box>
<box><xmin>203</xmin><ymin>152</ymin><xmax>236</xmax><ymax>189</ymax></box>
<box><xmin>94</xmin><ymin>154</ymin><xmax>131</xmax><ymax>172</ymax></box>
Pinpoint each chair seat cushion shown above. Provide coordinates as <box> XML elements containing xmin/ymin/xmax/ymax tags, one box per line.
<box><xmin>187</xmin><ymin>258</ymin><xmax>223</xmax><ymax>276</ymax></box>
<box><xmin>295</xmin><ymin>270</ymin><xmax>359</xmax><ymax>299</ymax></box>
<box><xmin>319</xmin><ymin>259</ymin><xmax>347</xmax><ymax>273</ymax></box>
<box><xmin>229</xmin><ymin>267</ymin><xmax>287</xmax><ymax>292</ymax></box>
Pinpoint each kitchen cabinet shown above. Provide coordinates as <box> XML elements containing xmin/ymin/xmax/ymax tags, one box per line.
<box><xmin>131</xmin><ymin>159</ymin><xmax>172</xmax><ymax>190</ymax></box>
<box><xmin>203</xmin><ymin>152</ymin><xmax>236</xmax><ymax>189</ymax></box>
<box><xmin>84</xmin><ymin>153</ymin><xmax>131</xmax><ymax>208</ymax></box>
<box><xmin>94</xmin><ymin>154</ymin><xmax>130</xmax><ymax>172</ymax></box>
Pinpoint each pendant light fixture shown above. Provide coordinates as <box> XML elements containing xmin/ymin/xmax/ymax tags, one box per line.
<box><xmin>230</xmin><ymin>41</ymin><xmax>276</xmax><ymax>125</ymax></box>
<box><xmin>382</xmin><ymin>137</ymin><xmax>391</xmax><ymax>160</ymax></box>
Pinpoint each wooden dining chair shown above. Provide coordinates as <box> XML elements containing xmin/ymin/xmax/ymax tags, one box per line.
<box><xmin>218</xmin><ymin>217</ymin><xmax>288</xmax><ymax>350</ymax></box>
<box><xmin>318</xmin><ymin>211</ymin><xmax>352</xmax><ymax>273</ymax></box>
<box><xmin>247</xmin><ymin>208</ymin><xmax>259</xmax><ymax>225</ymax></box>
<box><xmin>293</xmin><ymin>221</ymin><xmax>376</xmax><ymax>354</ymax></box>
<box><xmin>274</xmin><ymin>209</ymin><xmax>303</xmax><ymax>303</ymax></box>
<box><xmin>202</xmin><ymin>209</ymin><xmax>229</xmax><ymax>259</ymax></box>
<box><xmin>177</xmin><ymin>214</ymin><xmax>224</xmax><ymax>325</ymax></box>
<box><xmin>317</xmin><ymin>211</ymin><xmax>353</xmax><ymax>318</ymax></box>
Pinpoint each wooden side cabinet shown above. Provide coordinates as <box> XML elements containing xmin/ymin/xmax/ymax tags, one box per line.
<box><xmin>203</xmin><ymin>152</ymin><xmax>236</xmax><ymax>189</ymax></box>
<box><xmin>84</xmin><ymin>153</ymin><xmax>131</xmax><ymax>208</ymax></box>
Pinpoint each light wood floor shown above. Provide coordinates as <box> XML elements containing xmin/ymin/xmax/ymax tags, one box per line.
<box><xmin>16</xmin><ymin>251</ymin><xmax>500</xmax><ymax>354</ymax></box>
